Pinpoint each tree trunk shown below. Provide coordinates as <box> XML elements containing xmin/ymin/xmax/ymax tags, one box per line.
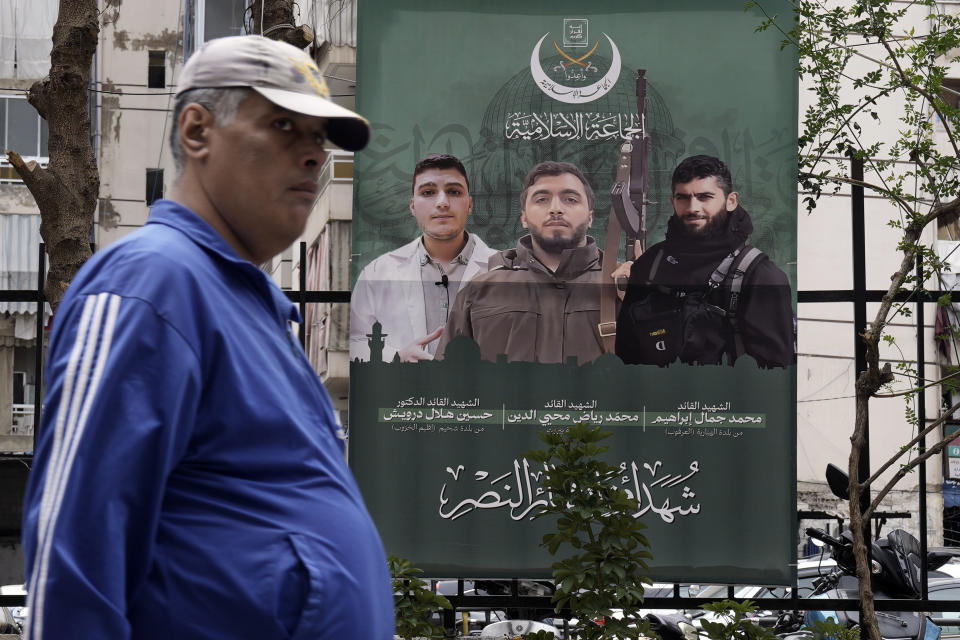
<box><xmin>6</xmin><ymin>0</ymin><xmax>99</xmax><ymax>312</ymax></box>
<box><xmin>850</xmin><ymin>387</ymin><xmax>882</xmax><ymax>640</ymax></box>
<box><xmin>848</xmin><ymin>322</ymin><xmax>896</xmax><ymax>640</ymax></box>
<box><xmin>250</xmin><ymin>0</ymin><xmax>314</xmax><ymax>49</ymax></box>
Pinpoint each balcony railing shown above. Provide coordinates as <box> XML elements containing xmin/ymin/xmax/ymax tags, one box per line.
<box><xmin>11</xmin><ymin>404</ymin><xmax>34</xmax><ymax>436</ymax></box>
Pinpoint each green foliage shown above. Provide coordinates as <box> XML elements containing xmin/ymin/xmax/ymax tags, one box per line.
<box><xmin>523</xmin><ymin>423</ymin><xmax>654</xmax><ymax>640</ymax></box>
<box><xmin>747</xmin><ymin>1</ymin><xmax>960</xmax><ymax>638</ymax></box>
<box><xmin>698</xmin><ymin>600</ymin><xmax>779</xmax><ymax>640</ymax></box>
<box><xmin>749</xmin><ymin>0</ymin><xmax>960</xmax><ymax>338</ymax></box>
<box><xmin>805</xmin><ymin>617</ymin><xmax>861</xmax><ymax>640</ymax></box>
<box><xmin>389</xmin><ymin>555</ymin><xmax>452</xmax><ymax>640</ymax></box>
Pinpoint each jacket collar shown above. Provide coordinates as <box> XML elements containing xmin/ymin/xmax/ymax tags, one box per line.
<box><xmin>493</xmin><ymin>235</ymin><xmax>601</xmax><ymax>278</ymax></box>
<box><xmin>146</xmin><ymin>199</ymin><xmax>300</xmax><ymax>323</ymax></box>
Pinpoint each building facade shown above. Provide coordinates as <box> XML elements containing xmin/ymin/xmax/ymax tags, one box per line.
<box><xmin>1</xmin><ymin>0</ymin><xmax>959</xmax><ymax>582</ymax></box>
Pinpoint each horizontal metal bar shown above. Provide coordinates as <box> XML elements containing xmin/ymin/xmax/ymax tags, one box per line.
<box><xmin>442</xmin><ymin>594</ymin><xmax>960</xmax><ymax>613</ymax></box>
<box><xmin>798</xmin><ymin>510</ymin><xmax>911</xmax><ymax>520</ymax></box>
<box><xmin>3</xmin><ymin>592</ymin><xmax>958</xmax><ymax>612</ymax></box>
<box><xmin>798</xmin><ymin>290</ymin><xmax>952</xmax><ymax>304</ymax></box>
<box><xmin>5</xmin><ymin>289</ymin><xmax>960</xmax><ymax>306</ymax></box>
<box><xmin>283</xmin><ymin>290</ymin><xmax>351</xmax><ymax>304</ymax></box>
<box><xmin>0</xmin><ymin>290</ymin><xmax>40</xmax><ymax>302</ymax></box>
<box><xmin>0</xmin><ymin>289</ymin><xmax>354</xmax><ymax>304</ymax></box>
<box><xmin>3</xmin><ymin>288</ymin><xmax>959</xmax><ymax>306</ymax></box>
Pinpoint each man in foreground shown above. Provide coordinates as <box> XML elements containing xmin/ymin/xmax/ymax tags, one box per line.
<box><xmin>616</xmin><ymin>154</ymin><xmax>794</xmax><ymax>367</ymax></box>
<box><xmin>436</xmin><ymin>161</ymin><xmax>606</xmax><ymax>364</ymax></box>
<box><xmin>21</xmin><ymin>36</ymin><xmax>394</xmax><ymax>639</ymax></box>
<box><xmin>350</xmin><ymin>153</ymin><xmax>496</xmax><ymax>362</ymax></box>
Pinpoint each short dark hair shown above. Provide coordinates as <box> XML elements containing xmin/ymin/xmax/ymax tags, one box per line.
<box><xmin>671</xmin><ymin>155</ymin><xmax>734</xmax><ymax>196</ymax></box>
<box><xmin>520</xmin><ymin>161</ymin><xmax>595</xmax><ymax>211</ymax></box>
<box><xmin>412</xmin><ymin>154</ymin><xmax>469</xmax><ymax>193</ymax></box>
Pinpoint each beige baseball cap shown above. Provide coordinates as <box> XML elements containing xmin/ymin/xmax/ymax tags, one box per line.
<box><xmin>177</xmin><ymin>35</ymin><xmax>369</xmax><ymax>151</ymax></box>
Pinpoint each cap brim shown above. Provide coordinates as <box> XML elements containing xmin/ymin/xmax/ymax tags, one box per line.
<box><xmin>253</xmin><ymin>86</ymin><xmax>370</xmax><ymax>152</ymax></box>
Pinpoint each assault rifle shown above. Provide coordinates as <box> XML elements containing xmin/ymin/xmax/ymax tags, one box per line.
<box><xmin>599</xmin><ymin>69</ymin><xmax>650</xmax><ymax>351</ymax></box>
<box><xmin>610</xmin><ymin>69</ymin><xmax>650</xmax><ymax>260</ymax></box>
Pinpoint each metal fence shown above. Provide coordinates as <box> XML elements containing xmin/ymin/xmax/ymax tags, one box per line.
<box><xmin>4</xmin><ymin>174</ymin><xmax>960</xmax><ymax>624</ymax></box>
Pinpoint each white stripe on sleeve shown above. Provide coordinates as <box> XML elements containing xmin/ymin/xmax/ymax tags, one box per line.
<box><xmin>26</xmin><ymin>293</ymin><xmax>122</xmax><ymax>640</ymax></box>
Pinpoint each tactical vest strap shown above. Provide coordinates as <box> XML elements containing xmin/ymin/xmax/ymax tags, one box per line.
<box><xmin>708</xmin><ymin>246</ymin><xmax>743</xmax><ymax>290</ymax></box>
<box><xmin>647</xmin><ymin>248</ymin><xmax>665</xmax><ymax>280</ymax></box>
<box><xmin>726</xmin><ymin>246</ymin><xmax>765</xmax><ymax>357</ymax></box>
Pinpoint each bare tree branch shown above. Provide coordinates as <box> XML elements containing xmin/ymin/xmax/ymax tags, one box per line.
<box><xmin>863</xmin><ymin>397</ymin><xmax>960</xmax><ymax>510</ymax></box>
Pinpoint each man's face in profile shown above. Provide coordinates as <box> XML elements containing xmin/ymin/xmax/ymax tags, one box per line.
<box><xmin>670</xmin><ymin>176</ymin><xmax>738</xmax><ymax>238</ymax></box>
<box><xmin>196</xmin><ymin>92</ymin><xmax>328</xmax><ymax>264</ymax></box>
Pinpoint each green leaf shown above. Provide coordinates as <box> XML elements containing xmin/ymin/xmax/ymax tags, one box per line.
<box><xmin>524</xmin><ymin>422</ymin><xmax>654</xmax><ymax>638</ymax></box>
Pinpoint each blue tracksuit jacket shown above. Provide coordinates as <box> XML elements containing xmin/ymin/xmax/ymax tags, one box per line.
<box><xmin>21</xmin><ymin>200</ymin><xmax>394</xmax><ymax>639</ymax></box>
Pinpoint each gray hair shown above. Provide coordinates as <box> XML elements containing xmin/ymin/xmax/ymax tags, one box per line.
<box><xmin>168</xmin><ymin>87</ymin><xmax>249</xmax><ymax>175</ymax></box>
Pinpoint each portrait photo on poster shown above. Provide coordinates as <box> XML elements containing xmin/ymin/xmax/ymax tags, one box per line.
<box><xmin>349</xmin><ymin>0</ymin><xmax>798</xmax><ymax>583</ymax></box>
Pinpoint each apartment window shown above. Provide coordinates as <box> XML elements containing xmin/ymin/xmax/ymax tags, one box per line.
<box><xmin>146</xmin><ymin>169</ymin><xmax>164</xmax><ymax>205</ymax></box>
<box><xmin>201</xmin><ymin>0</ymin><xmax>250</xmax><ymax>42</ymax></box>
<box><xmin>0</xmin><ymin>0</ymin><xmax>57</xmax><ymax>79</ymax></box>
<box><xmin>13</xmin><ymin>371</ymin><xmax>25</xmax><ymax>405</ymax></box>
<box><xmin>148</xmin><ymin>50</ymin><xmax>166</xmax><ymax>88</ymax></box>
<box><xmin>0</xmin><ymin>96</ymin><xmax>49</xmax><ymax>182</ymax></box>
<box><xmin>184</xmin><ymin>0</ymin><xmax>252</xmax><ymax>57</ymax></box>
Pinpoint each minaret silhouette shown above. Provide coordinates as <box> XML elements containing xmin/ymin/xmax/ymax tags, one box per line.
<box><xmin>367</xmin><ymin>320</ymin><xmax>387</xmax><ymax>362</ymax></box>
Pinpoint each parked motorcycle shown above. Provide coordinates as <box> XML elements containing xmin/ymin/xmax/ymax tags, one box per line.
<box><xmin>793</xmin><ymin>525</ymin><xmax>941</xmax><ymax>640</ymax></box>
<box><xmin>775</xmin><ymin>465</ymin><xmax>947</xmax><ymax>640</ymax></box>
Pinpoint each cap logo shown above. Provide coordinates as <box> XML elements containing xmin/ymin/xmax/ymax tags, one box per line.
<box><xmin>287</xmin><ymin>55</ymin><xmax>330</xmax><ymax>99</ymax></box>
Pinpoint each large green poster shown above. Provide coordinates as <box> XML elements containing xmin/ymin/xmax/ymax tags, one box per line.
<box><xmin>350</xmin><ymin>0</ymin><xmax>797</xmax><ymax>583</ymax></box>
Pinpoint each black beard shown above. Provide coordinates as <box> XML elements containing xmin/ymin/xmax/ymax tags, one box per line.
<box><xmin>531</xmin><ymin>221</ymin><xmax>589</xmax><ymax>254</ymax></box>
<box><xmin>678</xmin><ymin>209</ymin><xmax>729</xmax><ymax>239</ymax></box>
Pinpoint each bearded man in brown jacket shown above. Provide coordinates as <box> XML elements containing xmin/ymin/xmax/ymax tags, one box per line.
<box><xmin>436</xmin><ymin>161</ymin><xmax>606</xmax><ymax>364</ymax></box>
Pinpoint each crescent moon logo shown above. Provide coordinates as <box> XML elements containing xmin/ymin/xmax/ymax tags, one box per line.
<box><xmin>529</xmin><ymin>32</ymin><xmax>621</xmax><ymax>104</ymax></box>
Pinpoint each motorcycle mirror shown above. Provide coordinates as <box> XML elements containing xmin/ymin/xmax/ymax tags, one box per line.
<box><xmin>826</xmin><ymin>463</ymin><xmax>850</xmax><ymax>499</ymax></box>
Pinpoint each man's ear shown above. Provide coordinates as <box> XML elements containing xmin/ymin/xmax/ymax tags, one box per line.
<box><xmin>587</xmin><ymin>210</ymin><xmax>594</xmax><ymax>228</ymax></box>
<box><xmin>467</xmin><ymin>196</ymin><xmax>473</xmax><ymax>215</ymax></box>
<box><xmin>178</xmin><ymin>104</ymin><xmax>214</xmax><ymax>164</ymax></box>
<box><xmin>410</xmin><ymin>197</ymin><xmax>416</xmax><ymax>216</ymax></box>
<box><xmin>520</xmin><ymin>209</ymin><xmax>528</xmax><ymax>229</ymax></box>
<box><xmin>726</xmin><ymin>191</ymin><xmax>739</xmax><ymax>211</ymax></box>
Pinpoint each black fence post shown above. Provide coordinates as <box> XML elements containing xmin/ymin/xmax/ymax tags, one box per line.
<box><xmin>33</xmin><ymin>242</ymin><xmax>46</xmax><ymax>451</ymax></box>
<box><xmin>851</xmin><ymin>157</ymin><xmax>871</xmax><ymax>538</ymax></box>
<box><xmin>917</xmin><ymin>255</ymin><xmax>928</xmax><ymax>599</ymax></box>
<box><xmin>851</xmin><ymin>157</ymin><xmax>875</xmax><ymax>637</ymax></box>
<box><xmin>299</xmin><ymin>241</ymin><xmax>307</xmax><ymax>348</ymax></box>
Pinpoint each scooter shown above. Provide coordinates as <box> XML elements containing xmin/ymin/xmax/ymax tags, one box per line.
<box><xmin>644</xmin><ymin>524</ymin><xmax>947</xmax><ymax>640</ymax></box>
<box><xmin>777</xmin><ymin>464</ymin><xmax>947</xmax><ymax>640</ymax></box>
<box><xmin>795</xmin><ymin>526</ymin><xmax>942</xmax><ymax>640</ymax></box>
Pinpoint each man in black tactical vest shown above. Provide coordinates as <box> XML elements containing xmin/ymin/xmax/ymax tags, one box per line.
<box><xmin>615</xmin><ymin>155</ymin><xmax>795</xmax><ymax>368</ymax></box>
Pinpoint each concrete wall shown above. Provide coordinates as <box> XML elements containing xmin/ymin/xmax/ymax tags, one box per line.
<box><xmin>94</xmin><ymin>1</ymin><xmax>181</xmax><ymax>249</ymax></box>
